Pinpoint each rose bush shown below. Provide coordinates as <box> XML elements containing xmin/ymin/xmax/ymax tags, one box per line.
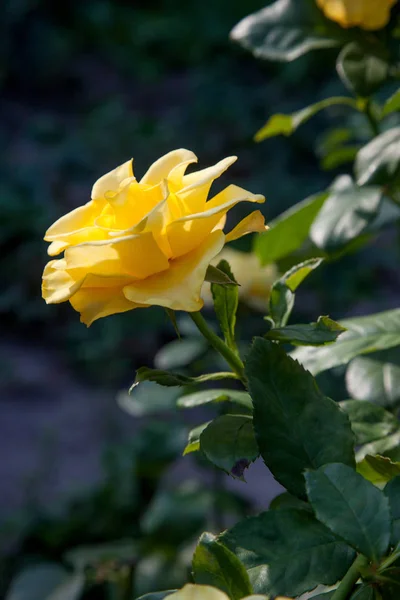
<box><xmin>42</xmin><ymin>149</ymin><xmax>265</xmax><ymax>325</ymax></box>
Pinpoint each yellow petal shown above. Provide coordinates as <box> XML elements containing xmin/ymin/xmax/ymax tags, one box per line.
<box><xmin>91</xmin><ymin>159</ymin><xmax>133</xmax><ymax>200</ymax></box>
<box><xmin>180</xmin><ymin>156</ymin><xmax>237</xmax><ymax>193</ymax></box>
<box><xmin>166</xmin><ymin>584</ymin><xmax>229</xmax><ymax>600</ymax></box>
<box><xmin>62</xmin><ymin>233</ymin><xmax>169</xmax><ymax>280</ymax></box>
<box><xmin>167</xmin><ymin>184</ymin><xmax>264</xmax><ymax>258</ymax></box>
<box><xmin>47</xmin><ymin>240</ymin><xmax>69</xmax><ymax>256</ymax></box>
<box><xmin>42</xmin><ymin>260</ymin><xmax>83</xmax><ymax>304</ymax></box>
<box><xmin>167</xmin><ymin>158</ymin><xmax>200</xmax><ymax>193</ymax></box>
<box><xmin>45</xmin><ymin>201</ymin><xmax>104</xmax><ymax>241</ymax></box>
<box><xmin>174</xmin><ymin>156</ymin><xmax>238</xmax><ymax>216</ymax></box>
<box><xmin>98</xmin><ymin>178</ymin><xmax>169</xmax><ymax>232</ymax></box>
<box><xmin>140</xmin><ymin>149</ymin><xmax>197</xmax><ymax>186</ymax></box>
<box><xmin>207</xmin><ymin>184</ymin><xmax>265</xmax><ymax>212</ymax></box>
<box><xmin>69</xmin><ymin>286</ymin><xmax>143</xmax><ymax>326</ymax></box>
<box><xmin>225</xmin><ymin>210</ymin><xmax>267</xmax><ymax>242</ymax></box>
<box><xmin>123</xmin><ymin>229</ymin><xmax>225</xmax><ymax>311</ymax></box>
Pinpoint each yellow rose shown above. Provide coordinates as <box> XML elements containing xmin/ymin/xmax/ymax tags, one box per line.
<box><xmin>202</xmin><ymin>247</ymin><xmax>277</xmax><ymax>311</ymax></box>
<box><xmin>42</xmin><ymin>149</ymin><xmax>265</xmax><ymax>325</ymax></box>
<box><xmin>316</xmin><ymin>0</ymin><xmax>397</xmax><ymax>30</ymax></box>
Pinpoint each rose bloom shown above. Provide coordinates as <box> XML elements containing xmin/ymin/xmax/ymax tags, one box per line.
<box><xmin>316</xmin><ymin>0</ymin><xmax>397</xmax><ymax>30</ymax></box>
<box><xmin>202</xmin><ymin>247</ymin><xmax>277</xmax><ymax>311</ymax></box>
<box><xmin>42</xmin><ymin>149</ymin><xmax>266</xmax><ymax>325</ymax></box>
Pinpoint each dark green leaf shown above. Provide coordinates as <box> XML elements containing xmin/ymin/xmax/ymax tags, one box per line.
<box><xmin>339</xmin><ymin>400</ymin><xmax>399</xmax><ymax>445</ymax></box>
<box><xmin>382</xmin><ymin>88</ymin><xmax>400</xmax><ymax>117</ymax></box>
<box><xmin>230</xmin><ymin>0</ymin><xmax>359</xmax><ymax>62</ymax></box>
<box><xmin>177</xmin><ymin>389</ymin><xmax>252</xmax><ymax>411</ymax></box>
<box><xmin>265</xmin><ymin>315</ymin><xmax>346</xmax><ymax>346</ymax></box>
<box><xmin>310</xmin><ymin>184</ymin><xmax>382</xmax><ymax>252</ymax></box>
<box><xmin>346</xmin><ymin>351</ymin><xmax>400</xmax><ymax>408</ymax></box>
<box><xmin>269</xmin><ymin>258</ymin><xmax>323</xmax><ymax>327</ymax></box>
<box><xmin>205</xmin><ymin>264</ymin><xmax>238</xmax><ymax>285</ymax></box>
<box><xmin>133</xmin><ymin>367</ymin><xmax>239</xmax><ymax>388</ymax></box>
<box><xmin>246</xmin><ymin>339</ymin><xmax>355</xmax><ymax>498</ymax></box>
<box><xmin>384</xmin><ymin>476</ymin><xmax>400</xmax><ymax>545</ymax></box>
<box><xmin>220</xmin><ymin>508</ymin><xmax>355</xmax><ymax>597</ymax></box>
<box><xmin>200</xmin><ymin>415</ymin><xmax>259</xmax><ymax>479</ymax></box>
<box><xmin>292</xmin><ymin>309</ymin><xmax>400</xmax><ymax>375</ymax></box>
<box><xmin>192</xmin><ymin>532</ymin><xmax>253</xmax><ymax>599</ymax></box>
<box><xmin>305</xmin><ymin>463</ymin><xmax>391</xmax><ymax>560</ymax></box>
<box><xmin>183</xmin><ymin>422</ymin><xmax>211</xmax><ymax>455</ymax></box>
<box><xmin>211</xmin><ymin>260</ymin><xmax>239</xmax><ymax>352</ymax></box>
<box><xmin>355</xmin><ymin>127</ymin><xmax>400</xmax><ymax>186</ymax></box>
<box><xmin>254</xmin><ymin>191</ymin><xmax>327</xmax><ymax>265</ymax></box>
<box><xmin>255</xmin><ymin>97</ymin><xmax>357</xmax><ymax>141</ymax></box>
<box><xmin>337</xmin><ymin>43</ymin><xmax>389</xmax><ymax>97</ymax></box>
<box><xmin>357</xmin><ymin>455</ymin><xmax>400</xmax><ymax>485</ymax></box>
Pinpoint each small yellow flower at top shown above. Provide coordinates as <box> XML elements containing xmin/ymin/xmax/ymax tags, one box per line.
<box><xmin>316</xmin><ymin>0</ymin><xmax>397</xmax><ymax>30</ymax></box>
<box><xmin>42</xmin><ymin>149</ymin><xmax>266</xmax><ymax>325</ymax></box>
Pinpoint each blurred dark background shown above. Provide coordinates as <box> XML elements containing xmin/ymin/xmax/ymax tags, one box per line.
<box><xmin>1</xmin><ymin>1</ymin><xmax>399</xmax><ymax>596</ymax></box>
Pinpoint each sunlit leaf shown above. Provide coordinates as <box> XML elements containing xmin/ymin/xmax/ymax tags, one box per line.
<box><xmin>357</xmin><ymin>454</ymin><xmax>400</xmax><ymax>485</ymax></box>
<box><xmin>230</xmin><ymin>0</ymin><xmax>360</xmax><ymax>62</ymax></box>
<box><xmin>177</xmin><ymin>389</ymin><xmax>252</xmax><ymax>410</ymax></box>
<box><xmin>355</xmin><ymin>127</ymin><xmax>400</xmax><ymax>186</ymax></box>
<box><xmin>254</xmin><ymin>192</ymin><xmax>327</xmax><ymax>265</ymax></box>
<box><xmin>346</xmin><ymin>350</ymin><xmax>400</xmax><ymax>408</ymax></box>
<box><xmin>310</xmin><ymin>184</ymin><xmax>382</xmax><ymax>252</ymax></box>
<box><xmin>255</xmin><ymin>96</ymin><xmax>357</xmax><ymax>141</ymax></box>
<box><xmin>292</xmin><ymin>309</ymin><xmax>400</xmax><ymax>375</ymax></box>
<box><xmin>339</xmin><ymin>400</ymin><xmax>399</xmax><ymax>445</ymax></box>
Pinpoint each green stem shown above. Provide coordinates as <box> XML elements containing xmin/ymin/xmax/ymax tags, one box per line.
<box><xmin>189</xmin><ymin>311</ymin><xmax>246</xmax><ymax>384</ymax></box>
<box><xmin>364</xmin><ymin>99</ymin><xmax>380</xmax><ymax>137</ymax></box>
<box><xmin>331</xmin><ymin>555</ymin><xmax>370</xmax><ymax>600</ymax></box>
